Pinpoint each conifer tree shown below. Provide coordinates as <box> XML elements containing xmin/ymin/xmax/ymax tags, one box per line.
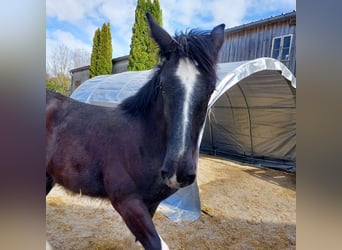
<box><xmin>128</xmin><ymin>0</ymin><xmax>162</xmax><ymax>71</ymax></box>
<box><xmin>149</xmin><ymin>0</ymin><xmax>162</xmax><ymax>66</ymax></box>
<box><xmin>89</xmin><ymin>28</ymin><xmax>101</xmax><ymax>78</ymax></box>
<box><xmin>89</xmin><ymin>23</ymin><xmax>113</xmax><ymax>78</ymax></box>
<box><xmin>98</xmin><ymin>22</ymin><xmax>113</xmax><ymax>75</ymax></box>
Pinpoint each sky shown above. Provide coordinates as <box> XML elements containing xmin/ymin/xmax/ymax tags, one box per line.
<box><xmin>46</xmin><ymin>0</ymin><xmax>296</xmax><ymax>72</ymax></box>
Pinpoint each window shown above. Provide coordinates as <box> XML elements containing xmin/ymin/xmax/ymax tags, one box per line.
<box><xmin>271</xmin><ymin>34</ymin><xmax>293</xmax><ymax>61</ymax></box>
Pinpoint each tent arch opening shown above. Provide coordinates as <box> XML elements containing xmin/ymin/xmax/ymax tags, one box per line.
<box><xmin>201</xmin><ymin>63</ymin><xmax>296</xmax><ymax>172</ymax></box>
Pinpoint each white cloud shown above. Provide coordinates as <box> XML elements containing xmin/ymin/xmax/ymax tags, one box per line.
<box><xmin>97</xmin><ymin>0</ymin><xmax>136</xmax><ymax>57</ymax></box>
<box><xmin>159</xmin><ymin>0</ymin><xmax>248</xmax><ymax>33</ymax></box>
<box><xmin>46</xmin><ymin>29</ymin><xmax>92</xmax><ymax>74</ymax></box>
<box><xmin>247</xmin><ymin>0</ymin><xmax>296</xmax><ymax>14</ymax></box>
<box><xmin>47</xmin><ymin>30</ymin><xmax>91</xmax><ymax>54</ymax></box>
<box><xmin>46</xmin><ymin>1</ymin><xmax>108</xmax><ymax>58</ymax></box>
<box><xmin>98</xmin><ymin>0</ymin><xmax>136</xmax><ymax>26</ymax></box>
<box><xmin>46</xmin><ymin>0</ymin><xmax>104</xmax><ymax>22</ymax></box>
<box><xmin>160</xmin><ymin>0</ymin><xmax>295</xmax><ymax>33</ymax></box>
<box><xmin>208</xmin><ymin>0</ymin><xmax>249</xmax><ymax>27</ymax></box>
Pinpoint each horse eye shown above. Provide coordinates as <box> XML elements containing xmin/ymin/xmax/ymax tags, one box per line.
<box><xmin>157</xmin><ymin>81</ymin><xmax>163</xmax><ymax>91</ymax></box>
<box><xmin>158</xmin><ymin>82</ymin><xmax>166</xmax><ymax>96</ymax></box>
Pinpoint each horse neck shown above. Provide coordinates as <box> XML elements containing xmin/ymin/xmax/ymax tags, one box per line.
<box><xmin>119</xmin><ymin>72</ymin><xmax>167</xmax><ymax>150</ymax></box>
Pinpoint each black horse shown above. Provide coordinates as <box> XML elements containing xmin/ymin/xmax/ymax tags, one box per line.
<box><xmin>46</xmin><ymin>13</ymin><xmax>224</xmax><ymax>250</ymax></box>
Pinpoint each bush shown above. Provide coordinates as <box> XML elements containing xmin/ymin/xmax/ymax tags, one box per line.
<box><xmin>46</xmin><ymin>74</ymin><xmax>70</xmax><ymax>96</ymax></box>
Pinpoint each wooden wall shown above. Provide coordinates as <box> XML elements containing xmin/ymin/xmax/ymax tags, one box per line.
<box><xmin>218</xmin><ymin>15</ymin><xmax>296</xmax><ymax>75</ymax></box>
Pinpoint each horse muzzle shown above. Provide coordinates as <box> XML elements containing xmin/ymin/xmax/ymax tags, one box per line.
<box><xmin>161</xmin><ymin>157</ymin><xmax>196</xmax><ymax>189</ymax></box>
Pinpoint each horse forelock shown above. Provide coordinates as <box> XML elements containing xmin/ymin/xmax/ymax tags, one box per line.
<box><xmin>171</xmin><ymin>29</ymin><xmax>218</xmax><ymax>81</ymax></box>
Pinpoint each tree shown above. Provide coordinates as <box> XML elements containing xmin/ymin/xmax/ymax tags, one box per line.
<box><xmin>46</xmin><ymin>44</ymin><xmax>73</xmax><ymax>96</ymax></box>
<box><xmin>89</xmin><ymin>28</ymin><xmax>101</xmax><ymax>78</ymax></box>
<box><xmin>72</xmin><ymin>48</ymin><xmax>90</xmax><ymax>69</ymax></box>
<box><xmin>128</xmin><ymin>0</ymin><xmax>162</xmax><ymax>71</ymax></box>
<box><xmin>99</xmin><ymin>22</ymin><xmax>113</xmax><ymax>75</ymax></box>
<box><xmin>89</xmin><ymin>23</ymin><xmax>113</xmax><ymax>78</ymax></box>
<box><xmin>47</xmin><ymin>44</ymin><xmax>90</xmax><ymax>76</ymax></box>
<box><xmin>48</xmin><ymin>44</ymin><xmax>72</xmax><ymax>77</ymax></box>
<box><xmin>46</xmin><ymin>44</ymin><xmax>90</xmax><ymax>96</ymax></box>
<box><xmin>46</xmin><ymin>73</ymin><xmax>70</xmax><ymax>96</ymax></box>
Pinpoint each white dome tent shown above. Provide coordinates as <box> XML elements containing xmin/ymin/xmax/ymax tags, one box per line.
<box><xmin>203</xmin><ymin>58</ymin><xmax>296</xmax><ymax>172</ymax></box>
<box><xmin>71</xmin><ymin>57</ymin><xmax>296</xmax><ymax>222</ymax></box>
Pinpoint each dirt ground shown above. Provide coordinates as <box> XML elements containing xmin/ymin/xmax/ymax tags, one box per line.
<box><xmin>46</xmin><ymin>155</ymin><xmax>296</xmax><ymax>250</ymax></box>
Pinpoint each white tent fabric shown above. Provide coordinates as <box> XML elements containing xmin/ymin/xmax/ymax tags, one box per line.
<box><xmin>71</xmin><ymin>57</ymin><xmax>296</xmax><ymax>222</ymax></box>
<box><xmin>71</xmin><ymin>69</ymin><xmax>154</xmax><ymax>107</ymax></box>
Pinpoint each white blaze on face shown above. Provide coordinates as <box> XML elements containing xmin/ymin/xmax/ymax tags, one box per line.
<box><xmin>175</xmin><ymin>58</ymin><xmax>200</xmax><ymax>154</ymax></box>
<box><xmin>166</xmin><ymin>58</ymin><xmax>199</xmax><ymax>188</ymax></box>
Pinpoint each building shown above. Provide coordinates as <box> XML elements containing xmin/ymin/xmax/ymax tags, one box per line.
<box><xmin>112</xmin><ymin>55</ymin><xmax>129</xmax><ymax>74</ymax></box>
<box><xmin>69</xmin><ymin>11</ymin><xmax>296</xmax><ymax>93</ymax></box>
<box><xmin>69</xmin><ymin>65</ymin><xmax>90</xmax><ymax>93</ymax></box>
<box><xmin>219</xmin><ymin>11</ymin><xmax>296</xmax><ymax>75</ymax></box>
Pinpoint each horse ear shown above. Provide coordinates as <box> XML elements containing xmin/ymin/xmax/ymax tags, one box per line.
<box><xmin>146</xmin><ymin>12</ymin><xmax>174</xmax><ymax>53</ymax></box>
<box><xmin>210</xmin><ymin>24</ymin><xmax>225</xmax><ymax>53</ymax></box>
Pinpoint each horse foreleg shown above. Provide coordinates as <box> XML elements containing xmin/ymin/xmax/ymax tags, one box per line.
<box><xmin>112</xmin><ymin>198</ymin><xmax>169</xmax><ymax>250</ymax></box>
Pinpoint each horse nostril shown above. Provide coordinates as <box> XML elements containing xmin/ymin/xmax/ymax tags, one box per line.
<box><xmin>161</xmin><ymin>170</ymin><xmax>168</xmax><ymax>179</ymax></box>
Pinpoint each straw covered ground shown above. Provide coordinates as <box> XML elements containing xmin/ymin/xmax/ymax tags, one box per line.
<box><xmin>46</xmin><ymin>155</ymin><xmax>296</xmax><ymax>249</ymax></box>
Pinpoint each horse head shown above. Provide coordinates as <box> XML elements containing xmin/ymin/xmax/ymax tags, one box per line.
<box><xmin>146</xmin><ymin>13</ymin><xmax>225</xmax><ymax>188</ymax></box>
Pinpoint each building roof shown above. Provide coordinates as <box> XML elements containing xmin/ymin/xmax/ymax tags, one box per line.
<box><xmin>112</xmin><ymin>55</ymin><xmax>129</xmax><ymax>63</ymax></box>
<box><xmin>69</xmin><ymin>65</ymin><xmax>90</xmax><ymax>74</ymax></box>
<box><xmin>225</xmin><ymin>10</ymin><xmax>296</xmax><ymax>34</ymax></box>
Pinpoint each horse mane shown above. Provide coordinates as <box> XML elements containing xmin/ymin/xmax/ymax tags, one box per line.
<box><xmin>121</xmin><ymin>28</ymin><xmax>218</xmax><ymax>117</ymax></box>
<box><xmin>120</xmin><ymin>65</ymin><xmax>162</xmax><ymax>117</ymax></box>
